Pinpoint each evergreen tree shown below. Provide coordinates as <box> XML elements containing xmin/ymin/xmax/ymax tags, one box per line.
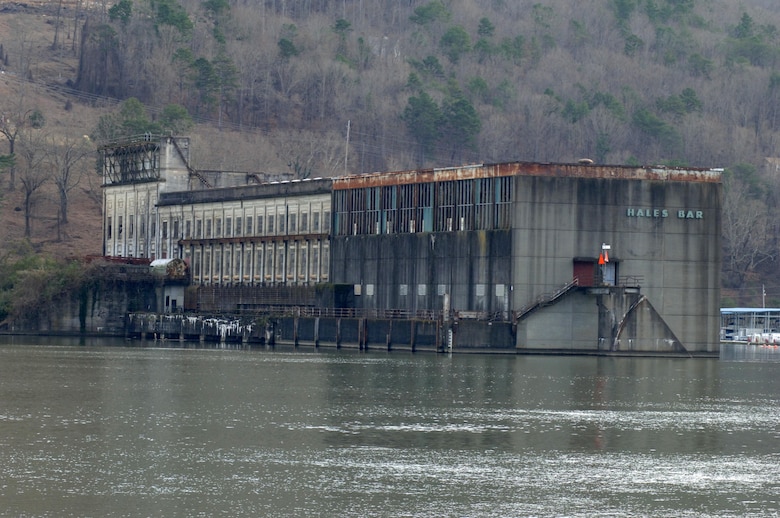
<box><xmin>441</xmin><ymin>93</ymin><xmax>481</xmax><ymax>158</ymax></box>
<box><xmin>402</xmin><ymin>92</ymin><xmax>442</xmax><ymax>164</ymax></box>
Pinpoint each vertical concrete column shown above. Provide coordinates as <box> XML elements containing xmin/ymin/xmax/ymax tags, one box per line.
<box><xmin>360</xmin><ymin>318</ymin><xmax>367</xmax><ymax>350</ymax></box>
<box><xmin>294</xmin><ymin>315</ymin><xmax>299</xmax><ymax>346</ymax></box>
<box><xmin>387</xmin><ymin>320</ymin><xmax>392</xmax><ymax>350</ymax></box>
<box><xmin>357</xmin><ymin>319</ymin><xmax>362</xmax><ymax>350</ymax></box>
<box><xmin>237</xmin><ymin>242</ymin><xmax>243</xmax><ymax>285</ymax></box>
<box><xmin>336</xmin><ymin>317</ymin><xmax>342</xmax><ymax>349</ymax></box>
<box><xmin>314</xmin><ymin>317</ymin><xmax>320</xmax><ymax>347</ymax></box>
<box><xmin>410</xmin><ymin>321</ymin><xmax>416</xmax><ymax>352</ymax></box>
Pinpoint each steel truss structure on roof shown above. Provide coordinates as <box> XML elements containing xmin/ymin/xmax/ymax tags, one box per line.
<box><xmin>99</xmin><ymin>137</ymin><xmax>161</xmax><ymax>185</ymax></box>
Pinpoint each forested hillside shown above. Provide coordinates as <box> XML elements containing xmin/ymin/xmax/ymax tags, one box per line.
<box><xmin>69</xmin><ymin>0</ymin><xmax>780</xmax><ymax>171</ymax></box>
<box><xmin>2</xmin><ymin>0</ymin><xmax>780</xmax><ymax>305</ymax></box>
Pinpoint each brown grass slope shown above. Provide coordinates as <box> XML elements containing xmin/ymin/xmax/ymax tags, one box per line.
<box><xmin>0</xmin><ymin>6</ymin><xmax>105</xmax><ymax>260</ymax></box>
<box><xmin>0</xmin><ymin>4</ymin><xmax>278</xmax><ymax>260</ymax></box>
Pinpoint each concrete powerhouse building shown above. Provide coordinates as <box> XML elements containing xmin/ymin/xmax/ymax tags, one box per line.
<box><xmin>101</xmin><ymin>136</ymin><xmax>722</xmax><ymax>355</ymax></box>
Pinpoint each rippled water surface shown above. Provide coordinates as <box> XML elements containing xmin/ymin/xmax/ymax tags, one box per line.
<box><xmin>0</xmin><ymin>338</ymin><xmax>779</xmax><ymax>517</ymax></box>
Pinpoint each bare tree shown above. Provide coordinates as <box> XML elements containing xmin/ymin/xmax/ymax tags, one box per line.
<box><xmin>9</xmin><ymin>18</ymin><xmax>35</xmax><ymax>80</ymax></box>
<box><xmin>16</xmin><ymin>131</ymin><xmax>51</xmax><ymax>238</ymax></box>
<box><xmin>722</xmin><ymin>174</ymin><xmax>774</xmax><ymax>288</ymax></box>
<box><xmin>72</xmin><ymin>0</ymin><xmax>83</xmax><ymax>54</ymax></box>
<box><xmin>0</xmin><ymin>99</ymin><xmax>33</xmax><ymax>189</ymax></box>
<box><xmin>52</xmin><ymin>0</ymin><xmax>64</xmax><ymax>50</ymax></box>
<box><xmin>46</xmin><ymin>134</ymin><xmax>93</xmax><ymax>232</ymax></box>
<box><xmin>81</xmin><ymin>164</ymin><xmax>105</xmax><ymax>215</ymax></box>
<box><xmin>275</xmin><ymin>129</ymin><xmax>349</xmax><ymax>178</ymax></box>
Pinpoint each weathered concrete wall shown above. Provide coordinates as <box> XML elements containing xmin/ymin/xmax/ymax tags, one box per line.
<box><xmin>512</xmin><ymin>175</ymin><xmax>720</xmax><ymax>353</ymax></box>
<box><xmin>8</xmin><ymin>278</ymin><xmax>157</xmax><ymax>336</ymax></box>
<box><xmin>451</xmin><ymin>319</ymin><xmax>515</xmax><ymax>350</ymax></box>
<box><xmin>331</xmin><ymin>230</ymin><xmax>512</xmax><ymax>314</ymax></box>
<box><xmin>606</xmin><ymin>292</ymin><xmax>688</xmax><ymax>354</ymax></box>
<box><xmin>517</xmin><ymin>290</ymin><xmax>599</xmax><ymax>352</ymax></box>
<box><xmin>159</xmin><ymin>136</ymin><xmax>192</xmax><ymax>193</ymax></box>
<box><xmin>516</xmin><ymin>287</ymin><xmax>694</xmax><ymax>354</ymax></box>
<box><xmin>317</xmin><ymin>317</ymin><xmax>340</xmax><ymax>346</ymax></box>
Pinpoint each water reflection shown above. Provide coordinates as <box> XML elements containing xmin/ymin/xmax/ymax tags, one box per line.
<box><xmin>0</xmin><ymin>339</ymin><xmax>778</xmax><ymax>516</ymax></box>
<box><xmin>721</xmin><ymin>341</ymin><xmax>780</xmax><ymax>362</ymax></box>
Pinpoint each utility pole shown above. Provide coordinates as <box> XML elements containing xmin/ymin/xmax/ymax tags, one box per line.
<box><xmin>345</xmin><ymin>120</ymin><xmax>350</xmax><ymax>175</ymax></box>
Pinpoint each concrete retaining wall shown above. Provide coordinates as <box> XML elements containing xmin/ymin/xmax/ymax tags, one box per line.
<box><xmin>6</xmin><ymin>277</ymin><xmax>157</xmax><ymax>336</ymax></box>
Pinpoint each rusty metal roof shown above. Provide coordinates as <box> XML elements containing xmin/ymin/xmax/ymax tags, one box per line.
<box><xmin>332</xmin><ymin>162</ymin><xmax>721</xmax><ymax>189</ymax></box>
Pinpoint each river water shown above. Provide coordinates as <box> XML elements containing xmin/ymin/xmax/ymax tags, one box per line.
<box><xmin>0</xmin><ymin>338</ymin><xmax>778</xmax><ymax>517</ymax></box>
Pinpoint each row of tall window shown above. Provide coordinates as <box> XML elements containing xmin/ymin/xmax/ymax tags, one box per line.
<box><xmin>157</xmin><ymin>201</ymin><xmax>329</xmax><ymax>243</ymax></box>
<box><xmin>333</xmin><ymin>177</ymin><xmax>513</xmax><ymax>236</ymax></box>
<box><xmin>176</xmin><ymin>206</ymin><xmax>331</xmax><ymax>241</ymax></box>
<box><xmin>106</xmin><ymin>193</ymin><xmax>332</xmax><ymax>258</ymax></box>
<box><xmin>106</xmin><ymin>214</ymin><xmax>154</xmax><ymax>240</ymax></box>
<box><xmin>189</xmin><ymin>241</ymin><xmax>329</xmax><ymax>285</ymax></box>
